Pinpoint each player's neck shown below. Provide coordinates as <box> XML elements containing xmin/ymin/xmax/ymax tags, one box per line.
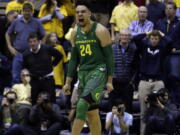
<box><xmin>81</xmin><ymin>21</ymin><xmax>93</xmax><ymax>33</ymax></box>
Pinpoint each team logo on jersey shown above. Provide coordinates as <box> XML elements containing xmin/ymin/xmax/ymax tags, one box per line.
<box><xmin>95</xmin><ymin>93</ymin><xmax>100</xmax><ymax>100</ymax></box>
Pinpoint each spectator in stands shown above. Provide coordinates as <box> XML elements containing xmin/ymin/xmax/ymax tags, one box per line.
<box><xmin>174</xmin><ymin>0</ymin><xmax>180</xmax><ymax>20</ymax></box>
<box><xmin>28</xmin><ymin>0</ymin><xmax>45</xmax><ymax>17</ymax></box>
<box><xmin>134</xmin><ymin>30</ymin><xmax>172</xmax><ymax>135</ymax></box>
<box><xmin>61</xmin><ymin>0</ymin><xmax>75</xmax><ymax>35</ymax></box>
<box><xmin>156</xmin><ymin>1</ymin><xmax>179</xmax><ymax>36</ymax></box>
<box><xmin>0</xmin><ymin>10</ymin><xmax>18</xmax><ymax>56</ymax></box>
<box><xmin>6</xmin><ymin>2</ymin><xmax>45</xmax><ymax>84</ymax></box>
<box><xmin>129</xmin><ymin>6</ymin><xmax>154</xmax><ymax>37</ymax></box>
<box><xmin>110</xmin><ymin>0</ymin><xmax>138</xmax><ymax>42</ymax></box>
<box><xmin>29</xmin><ymin>91</ymin><xmax>63</xmax><ymax>135</ymax></box>
<box><xmin>165</xmin><ymin>21</ymin><xmax>180</xmax><ymax>108</ymax></box>
<box><xmin>1</xmin><ymin>0</ymin><xmax>12</xmax><ymax>2</ymax></box>
<box><xmin>12</xmin><ymin>69</ymin><xmax>31</xmax><ymax>104</ymax></box>
<box><xmin>62</xmin><ymin>0</ymin><xmax>75</xmax><ymax>17</ymax></box>
<box><xmin>23</xmin><ymin>33</ymin><xmax>62</xmax><ymax>104</ymax></box>
<box><xmin>0</xmin><ymin>91</ymin><xmax>25</xmax><ymax>135</ymax></box>
<box><xmin>44</xmin><ymin>32</ymin><xmax>68</xmax><ymax>89</ymax></box>
<box><xmin>146</xmin><ymin>0</ymin><xmax>165</xmax><ymax>25</ymax></box>
<box><xmin>0</xmin><ymin>53</ymin><xmax>12</xmax><ymax>95</ymax></box>
<box><xmin>105</xmin><ymin>99</ymin><xmax>133</xmax><ymax>135</ymax></box>
<box><xmin>156</xmin><ymin>2</ymin><xmax>179</xmax><ymax>109</ymax></box>
<box><xmin>38</xmin><ymin>0</ymin><xmax>67</xmax><ymax>43</ymax></box>
<box><xmin>170</xmin><ymin>21</ymin><xmax>180</xmax><ymax>50</ymax></box>
<box><xmin>118</xmin><ymin>0</ymin><xmax>146</xmax><ymax>6</ymax></box>
<box><xmin>144</xmin><ymin>88</ymin><xmax>177</xmax><ymax>135</ymax></box>
<box><xmin>10</xmin><ymin>69</ymin><xmax>32</xmax><ymax>127</ymax></box>
<box><xmin>6</xmin><ymin>0</ymin><xmax>26</xmax><ymax>14</ymax></box>
<box><xmin>89</xmin><ymin>0</ymin><xmax>111</xmax><ymax>27</ymax></box>
<box><xmin>110</xmin><ymin>29</ymin><xmax>138</xmax><ymax>113</ymax></box>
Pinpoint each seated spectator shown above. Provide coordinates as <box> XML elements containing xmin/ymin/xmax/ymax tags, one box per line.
<box><xmin>129</xmin><ymin>6</ymin><xmax>154</xmax><ymax>37</ymax></box>
<box><xmin>29</xmin><ymin>91</ymin><xmax>63</xmax><ymax>135</ymax></box>
<box><xmin>6</xmin><ymin>0</ymin><xmax>26</xmax><ymax>14</ymax></box>
<box><xmin>12</xmin><ymin>69</ymin><xmax>31</xmax><ymax>106</ymax></box>
<box><xmin>4</xmin><ymin>69</ymin><xmax>32</xmax><ymax>130</ymax></box>
<box><xmin>144</xmin><ymin>88</ymin><xmax>177</xmax><ymax>135</ymax></box>
<box><xmin>105</xmin><ymin>99</ymin><xmax>133</xmax><ymax>135</ymax></box>
<box><xmin>156</xmin><ymin>1</ymin><xmax>179</xmax><ymax>36</ymax></box>
<box><xmin>0</xmin><ymin>91</ymin><xmax>25</xmax><ymax>135</ymax></box>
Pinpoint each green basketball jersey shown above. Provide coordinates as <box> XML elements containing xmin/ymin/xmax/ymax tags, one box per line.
<box><xmin>75</xmin><ymin>22</ymin><xmax>106</xmax><ymax>71</ymax></box>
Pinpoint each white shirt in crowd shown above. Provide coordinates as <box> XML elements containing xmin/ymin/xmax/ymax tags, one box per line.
<box><xmin>106</xmin><ymin>112</ymin><xmax>133</xmax><ymax>135</ymax></box>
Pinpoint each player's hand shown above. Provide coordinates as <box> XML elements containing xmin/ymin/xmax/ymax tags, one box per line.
<box><xmin>106</xmin><ymin>82</ymin><xmax>113</xmax><ymax>93</ymax></box>
<box><xmin>71</xmin><ymin>86</ymin><xmax>79</xmax><ymax>108</ymax></box>
<box><xmin>62</xmin><ymin>84</ymin><xmax>71</xmax><ymax>95</ymax></box>
<box><xmin>68</xmin><ymin>108</ymin><xmax>76</xmax><ymax>121</ymax></box>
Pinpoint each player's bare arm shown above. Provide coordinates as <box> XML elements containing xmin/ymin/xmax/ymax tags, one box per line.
<box><xmin>96</xmin><ymin>23</ymin><xmax>112</xmax><ymax>47</ymax></box>
<box><xmin>63</xmin><ymin>26</ymin><xmax>78</xmax><ymax>95</ymax></box>
<box><xmin>96</xmin><ymin>23</ymin><xmax>114</xmax><ymax>92</ymax></box>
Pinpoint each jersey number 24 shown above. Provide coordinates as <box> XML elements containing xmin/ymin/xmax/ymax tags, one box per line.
<box><xmin>80</xmin><ymin>44</ymin><xmax>92</xmax><ymax>56</ymax></box>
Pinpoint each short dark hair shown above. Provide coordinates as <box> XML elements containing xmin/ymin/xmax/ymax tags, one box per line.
<box><xmin>112</xmin><ymin>99</ymin><xmax>124</xmax><ymax>107</ymax></box>
<box><xmin>147</xmin><ymin>30</ymin><xmax>162</xmax><ymax>39</ymax></box>
<box><xmin>158</xmin><ymin>88</ymin><xmax>169</xmax><ymax>96</ymax></box>
<box><xmin>5</xmin><ymin>91</ymin><xmax>17</xmax><ymax>99</ymax></box>
<box><xmin>38</xmin><ymin>91</ymin><xmax>50</xmax><ymax>98</ymax></box>
<box><xmin>166</xmin><ymin>1</ymin><xmax>177</xmax><ymax>10</ymax></box>
<box><xmin>6</xmin><ymin>10</ymin><xmax>17</xmax><ymax>16</ymax></box>
<box><xmin>38</xmin><ymin>91</ymin><xmax>51</xmax><ymax>102</ymax></box>
<box><xmin>28</xmin><ymin>33</ymin><xmax>39</xmax><ymax>41</ymax></box>
<box><xmin>75</xmin><ymin>0</ymin><xmax>91</xmax><ymax>11</ymax></box>
<box><xmin>23</xmin><ymin>2</ymin><xmax>34</xmax><ymax>11</ymax></box>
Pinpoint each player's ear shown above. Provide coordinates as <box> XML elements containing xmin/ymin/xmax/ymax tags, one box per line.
<box><xmin>88</xmin><ymin>10</ymin><xmax>91</xmax><ymax>18</ymax></box>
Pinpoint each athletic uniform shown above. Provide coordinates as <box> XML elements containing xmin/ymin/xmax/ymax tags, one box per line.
<box><xmin>76</xmin><ymin>22</ymin><xmax>108</xmax><ymax>104</ymax></box>
<box><xmin>67</xmin><ymin>22</ymin><xmax>114</xmax><ymax>120</ymax></box>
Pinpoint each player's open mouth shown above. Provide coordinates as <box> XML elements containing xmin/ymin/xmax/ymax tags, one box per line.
<box><xmin>79</xmin><ymin>19</ymin><xmax>84</xmax><ymax>22</ymax></box>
